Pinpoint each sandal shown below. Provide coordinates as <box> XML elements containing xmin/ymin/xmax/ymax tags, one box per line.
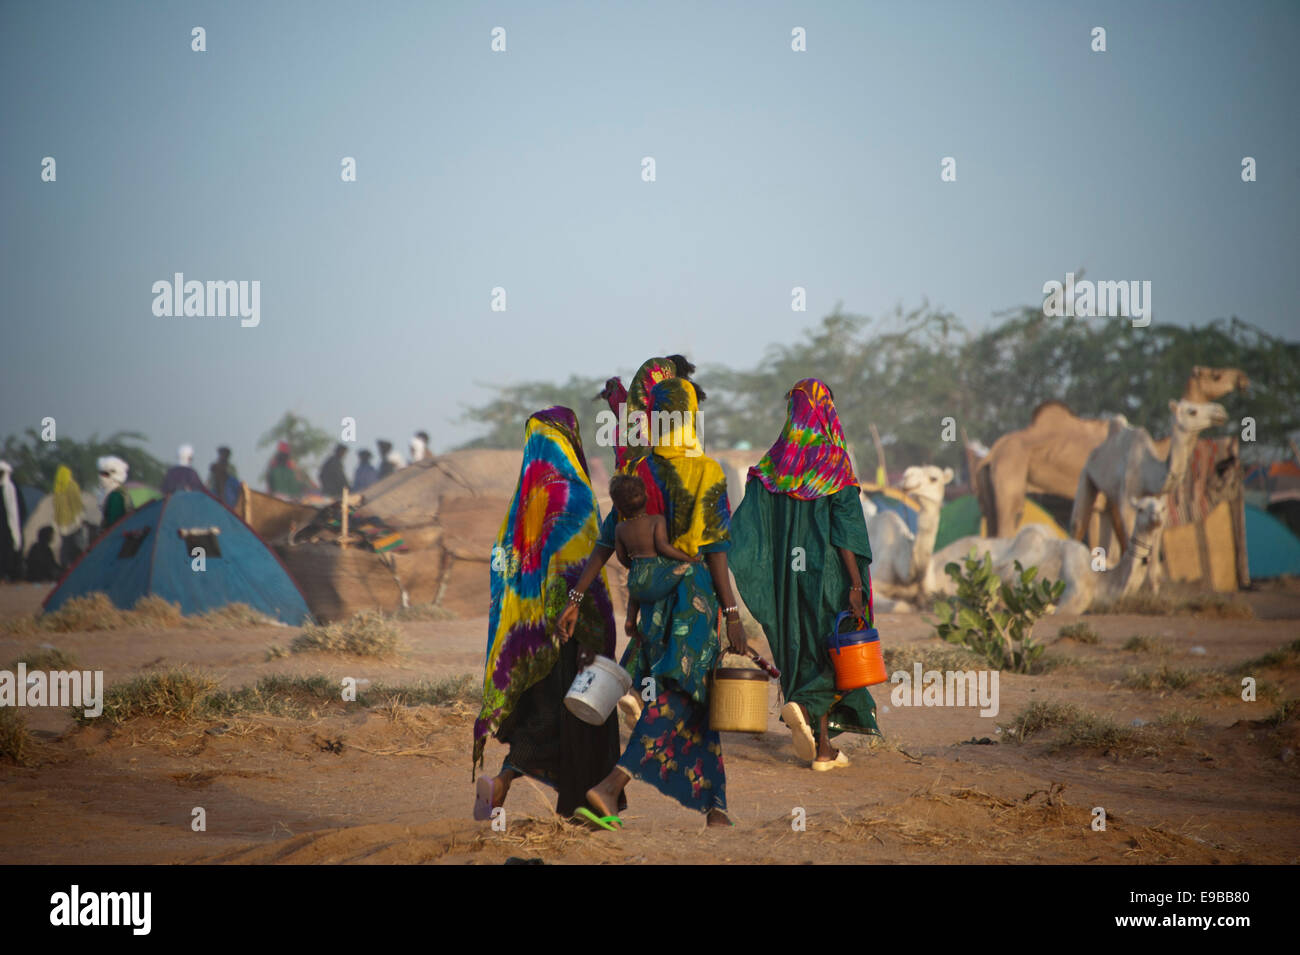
<box><xmin>473</xmin><ymin>775</ymin><xmax>496</xmax><ymax>821</ymax></box>
<box><xmin>573</xmin><ymin>806</ymin><xmax>623</xmax><ymax>831</ymax></box>
<box><xmin>812</xmin><ymin>750</ymin><xmax>850</xmax><ymax>772</ymax></box>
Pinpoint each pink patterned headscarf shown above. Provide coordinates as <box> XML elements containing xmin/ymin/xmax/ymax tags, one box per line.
<box><xmin>748</xmin><ymin>379</ymin><xmax>857</xmax><ymax>500</ymax></box>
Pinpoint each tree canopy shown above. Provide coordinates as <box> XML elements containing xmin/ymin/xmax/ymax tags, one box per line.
<box><xmin>459</xmin><ymin>306</ymin><xmax>1299</xmax><ymax>477</ymax></box>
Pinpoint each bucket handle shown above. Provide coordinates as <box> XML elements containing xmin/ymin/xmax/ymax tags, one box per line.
<box><xmin>714</xmin><ymin>608</ymin><xmax>780</xmax><ymax>680</ymax></box>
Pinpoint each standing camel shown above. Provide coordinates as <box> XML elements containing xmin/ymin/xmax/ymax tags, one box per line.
<box><xmin>974</xmin><ymin>366</ymin><xmax>1248</xmax><ymax>539</ymax></box>
<box><xmin>1070</xmin><ymin>399</ymin><xmax>1228</xmax><ymax>580</ymax></box>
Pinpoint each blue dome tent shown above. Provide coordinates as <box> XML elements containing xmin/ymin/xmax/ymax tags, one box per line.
<box><xmin>43</xmin><ymin>491</ymin><xmax>311</xmax><ymax>625</ymax></box>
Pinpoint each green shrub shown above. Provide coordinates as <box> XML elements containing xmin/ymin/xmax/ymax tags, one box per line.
<box><xmin>931</xmin><ymin>552</ymin><xmax>1064</xmax><ymax>673</ymax></box>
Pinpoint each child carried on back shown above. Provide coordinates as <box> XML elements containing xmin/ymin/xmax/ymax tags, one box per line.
<box><xmin>610</xmin><ymin>473</ymin><xmax>701</xmax><ymax>640</ymax></box>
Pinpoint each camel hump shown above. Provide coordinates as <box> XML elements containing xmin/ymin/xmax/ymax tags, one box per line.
<box><xmin>1030</xmin><ymin>399</ymin><xmax>1075</xmax><ymax>424</ymax></box>
<box><xmin>1105</xmin><ymin>414</ymin><xmax>1130</xmax><ymax>437</ymax></box>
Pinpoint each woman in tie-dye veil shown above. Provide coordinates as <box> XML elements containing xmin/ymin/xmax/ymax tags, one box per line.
<box><xmin>472</xmin><ymin>407</ymin><xmax>622</xmax><ymax>821</ymax></box>
<box><xmin>730</xmin><ymin>379</ymin><xmax>880</xmax><ymax>770</ymax></box>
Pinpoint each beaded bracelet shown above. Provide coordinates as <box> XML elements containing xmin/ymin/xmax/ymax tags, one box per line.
<box><xmin>567</xmin><ymin>588</ymin><xmax>584</xmax><ymax>605</ymax></box>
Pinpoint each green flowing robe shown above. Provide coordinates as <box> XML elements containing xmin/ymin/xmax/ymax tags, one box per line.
<box><xmin>730</xmin><ymin>480</ymin><xmax>879</xmax><ymax>739</ymax></box>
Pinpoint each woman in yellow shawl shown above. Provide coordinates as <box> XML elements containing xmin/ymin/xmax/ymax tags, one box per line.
<box><xmin>472</xmin><ymin>407</ymin><xmax>622</xmax><ymax>821</ymax></box>
<box><xmin>559</xmin><ymin>377</ymin><xmax>749</xmax><ymax>827</ymax></box>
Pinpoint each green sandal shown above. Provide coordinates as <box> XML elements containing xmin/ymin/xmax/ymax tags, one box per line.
<box><xmin>573</xmin><ymin>806</ymin><xmax>623</xmax><ymax>831</ymax></box>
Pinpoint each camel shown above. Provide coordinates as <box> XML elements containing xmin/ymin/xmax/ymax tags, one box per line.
<box><xmin>1070</xmin><ymin>399</ymin><xmax>1228</xmax><ymax>581</ymax></box>
<box><xmin>863</xmin><ymin>465</ymin><xmax>954</xmax><ymax>596</ymax></box>
<box><xmin>928</xmin><ymin>496</ymin><xmax>1168</xmax><ymax>614</ymax></box>
<box><xmin>974</xmin><ymin>366</ymin><xmax>1248</xmax><ymax>538</ymax></box>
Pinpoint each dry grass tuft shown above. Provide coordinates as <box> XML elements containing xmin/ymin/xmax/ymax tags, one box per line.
<box><xmin>365</xmin><ymin>675</ymin><xmax>478</xmax><ymax>708</ymax></box>
<box><xmin>1090</xmin><ymin>589</ymin><xmax>1254</xmax><ymax>619</ymax></box>
<box><xmin>883</xmin><ymin>643</ymin><xmax>984</xmax><ymax>674</ymax></box>
<box><xmin>0</xmin><ymin>706</ymin><xmax>35</xmax><ymax>765</ymax></box>
<box><xmin>1056</xmin><ymin>622</ymin><xmax>1099</xmax><ymax>644</ymax></box>
<box><xmin>1</xmin><ymin>593</ymin><xmax>276</xmax><ymax>636</ymax></box>
<box><xmin>88</xmin><ymin>669</ymin><xmax>221</xmax><ymax>725</ymax></box>
<box><xmin>1122</xmin><ymin>634</ymin><xmax>1168</xmax><ymax>654</ymax></box>
<box><xmin>1233</xmin><ymin>639</ymin><xmax>1300</xmax><ymax>674</ymax></box>
<box><xmin>11</xmin><ymin>646</ymin><xmax>78</xmax><ymax>670</ymax></box>
<box><xmin>1001</xmin><ymin>700</ymin><xmax>1137</xmax><ymax>751</ymax></box>
<box><xmin>1122</xmin><ymin>665</ymin><xmax>1273</xmax><ymax>700</ymax></box>
<box><xmin>292</xmin><ymin>611</ymin><xmax>400</xmax><ymax>657</ymax></box>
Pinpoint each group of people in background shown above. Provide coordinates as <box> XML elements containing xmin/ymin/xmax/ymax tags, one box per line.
<box><xmin>474</xmin><ymin>355</ymin><xmax>878</xmax><ymax>830</ymax></box>
<box><xmin>268</xmin><ymin>431</ymin><xmax>434</xmax><ymax>500</ymax></box>
<box><xmin>0</xmin><ymin>428</ymin><xmax>436</xmax><ymax>586</ymax></box>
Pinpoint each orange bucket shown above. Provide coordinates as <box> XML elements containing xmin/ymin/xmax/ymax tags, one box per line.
<box><xmin>827</xmin><ymin>611</ymin><xmax>887</xmax><ymax>691</ymax></box>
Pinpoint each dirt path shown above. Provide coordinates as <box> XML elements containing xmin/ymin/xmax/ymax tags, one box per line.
<box><xmin>2</xmin><ymin>585</ymin><xmax>1298</xmax><ymax>864</ymax></box>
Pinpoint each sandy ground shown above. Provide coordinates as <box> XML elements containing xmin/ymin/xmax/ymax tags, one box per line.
<box><xmin>1</xmin><ymin>580</ymin><xmax>1298</xmax><ymax>865</ymax></box>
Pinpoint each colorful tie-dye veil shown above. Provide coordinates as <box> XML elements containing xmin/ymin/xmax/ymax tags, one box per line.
<box><xmin>472</xmin><ymin>407</ymin><xmax>614</xmax><ymax>772</ymax></box>
<box><xmin>748</xmin><ymin>378</ymin><xmax>858</xmax><ymax>500</ymax></box>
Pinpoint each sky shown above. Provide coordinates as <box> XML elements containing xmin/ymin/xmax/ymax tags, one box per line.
<box><xmin>2</xmin><ymin>0</ymin><xmax>1298</xmax><ymax>481</ymax></box>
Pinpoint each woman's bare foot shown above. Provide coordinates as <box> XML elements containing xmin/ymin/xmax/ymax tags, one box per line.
<box><xmin>706</xmin><ymin>809</ymin><xmax>732</xmax><ymax>827</ymax></box>
<box><xmin>585</xmin><ymin>782</ymin><xmax>620</xmax><ymax>819</ymax></box>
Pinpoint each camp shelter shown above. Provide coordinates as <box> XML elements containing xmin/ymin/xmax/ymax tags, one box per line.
<box><xmin>275</xmin><ymin>451</ymin><xmax>524</xmax><ymax>621</ymax></box>
<box><xmin>1244</xmin><ymin>504</ymin><xmax>1300</xmax><ymax>579</ymax></box>
<box><xmin>125</xmin><ymin>483</ymin><xmax>161</xmax><ymax>507</ymax></box>
<box><xmin>43</xmin><ymin>491</ymin><xmax>311</xmax><ymax>624</ymax></box>
<box><xmin>232</xmin><ymin>483</ymin><xmax>319</xmax><ymax>543</ymax></box>
<box><xmin>21</xmin><ymin>490</ymin><xmax>100</xmax><ymax>556</ymax></box>
<box><xmin>934</xmin><ymin>494</ymin><xmax>1068</xmax><ymax>552</ymax></box>
<box><xmin>1161</xmin><ymin>437</ymin><xmax>1248</xmax><ymax>591</ymax></box>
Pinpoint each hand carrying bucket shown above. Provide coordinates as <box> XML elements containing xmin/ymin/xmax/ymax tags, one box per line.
<box><xmin>708</xmin><ymin>610</ymin><xmax>776</xmax><ymax>733</ymax></box>
<box><xmin>564</xmin><ymin>655</ymin><xmax>633</xmax><ymax>725</ymax></box>
<box><xmin>827</xmin><ymin>611</ymin><xmax>887</xmax><ymax>690</ymax></box>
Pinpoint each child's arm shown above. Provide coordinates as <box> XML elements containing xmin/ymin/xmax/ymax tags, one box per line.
<box><xmin>653</xmin><ymin>515</ymin><xmax>700</xmax><ymax>562</ymax></box>
<box><xmin>624</xmin><ymin>599</ymin><xmax>641</xmax><ymax>640</ymax></box>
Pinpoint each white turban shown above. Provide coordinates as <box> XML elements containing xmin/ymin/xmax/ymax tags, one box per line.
<box><xmin>0</xmin><ymin>460</ymin><xmax>18</xmax><ymax>551</ymax></box>
<box><xmin>409</xmin><ymin>435</ymin><xmax>427</xmax><ymax>461</ymax></box>
<box><xmin>178</xmin><ymin>444</ymin><xmax>194</xmax><ymax>466</ymax></box>
<box><xmin>97</xmin><ymin>455</ymin><xmax>129</xmax><ymax>490</ymax></box>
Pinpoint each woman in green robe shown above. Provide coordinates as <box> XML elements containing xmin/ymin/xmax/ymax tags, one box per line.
<box><xmin>730</xmin><ymin>379</ymin><xmax>879</xmax><ymax>770</ymax></box>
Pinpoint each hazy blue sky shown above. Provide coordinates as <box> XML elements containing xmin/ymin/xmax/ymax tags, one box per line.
<box><xmin>3</xmin><ymin>0</ymin><xmax>1297</xmax><ymax>480</ymax></box>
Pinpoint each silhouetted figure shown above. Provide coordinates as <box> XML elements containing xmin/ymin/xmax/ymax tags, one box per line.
<box><xmin>208</xmin><ymin>446</ymin><xmax>240</xmax><ymax>507</ymax></box>
<box><xmin>0</xmin><ymin>460</ymin><xmax>26</xmax><ymax>580</ymax></box>
<box><xmin>25</xmin><ymin>526</ymin><xmax>60</xmax><ymax>583</ymax></box>
<box><xmin>319</xmin><ymin>444</ymin><xmax>350</xmax><ymax>499</ymax></box>
<box><xmin>353</xmin><ymin>449</ymin><xmax>378</xmax><ymax>492</ymax></box>
<box><xmin>162</xmin><ymin>443</ymin><xmax>207</xmax><ymax>494</ymax></box>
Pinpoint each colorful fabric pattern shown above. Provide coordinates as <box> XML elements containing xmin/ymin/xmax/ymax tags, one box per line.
<box><xmin>473</xmin><ymin>407</ymin><xmax>615</xmax><ymax>772</ymax></box>
<box><xmin>615</xmin><ymin>356</ymin><xmax>682</xmax><ymax>470</ymax></box>
<box><xmin>600</xmin><ymin>377</ymin><xmax>731</xmax><ymax>557</ymax></box>
<box><xmin>618</xmin><ymin>685</ymin><xmax>726</xmax><ymax>814</ymax></box>
<box><xmin>748</xmin><ymin>378</ymin><xmax>858</xmax><ymax>501</ymax></box>
<box><xmin>621</xmin><ymin>556</ymin><xmax>722</xmax><ymax>705</ymax></box>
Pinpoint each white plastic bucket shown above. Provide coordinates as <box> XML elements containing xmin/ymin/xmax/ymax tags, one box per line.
<box><xmin>564</xmin><ymin>655</ymin><xmax>633</xmax><ymax>726</ymax></box>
